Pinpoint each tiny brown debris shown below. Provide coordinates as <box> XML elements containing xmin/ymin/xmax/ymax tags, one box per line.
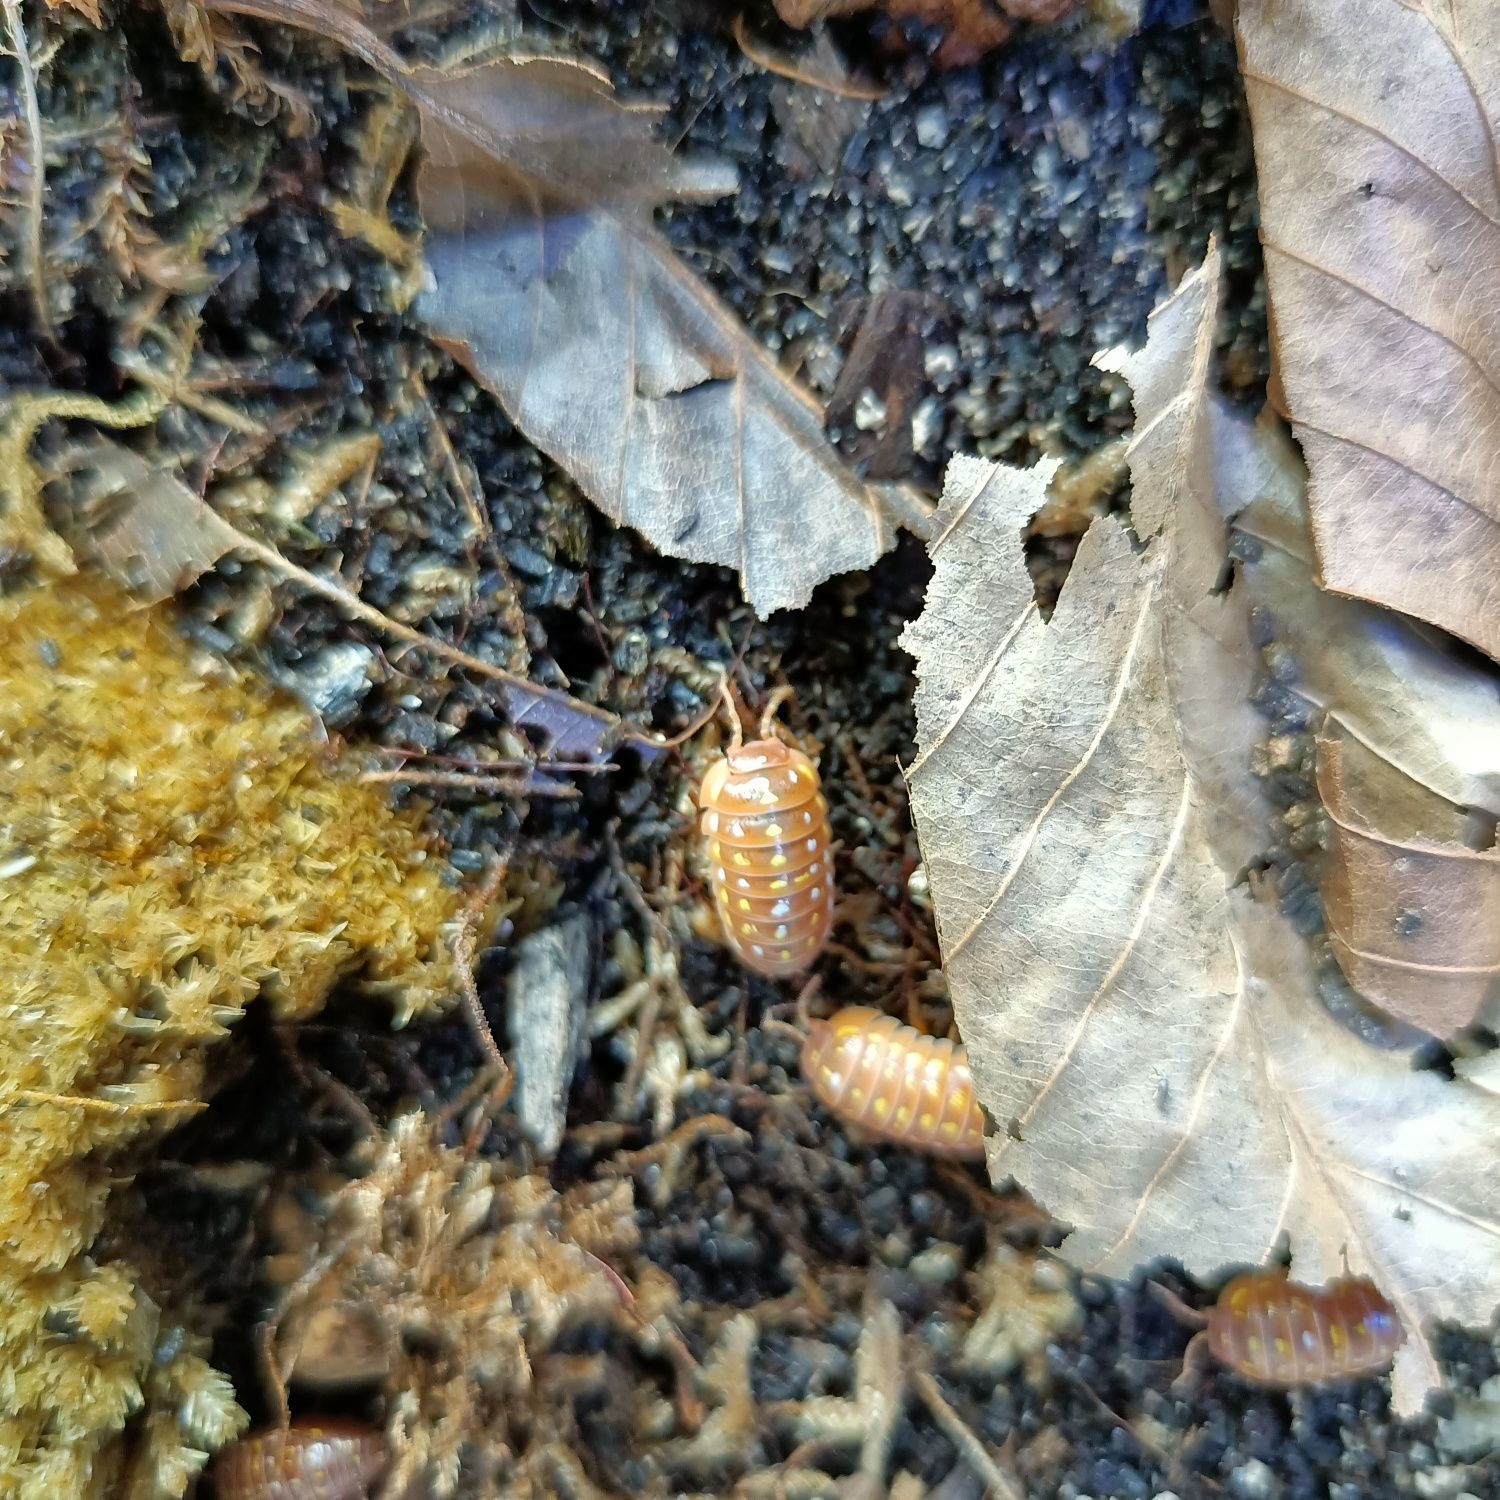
<box><xmin>773</xmin><ymin>0</ymin><xmax>1078</xmax><ymax>67</ymax></box>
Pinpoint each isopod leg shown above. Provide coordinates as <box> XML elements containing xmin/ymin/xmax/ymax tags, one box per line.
<box><xmin>1170</xmin><ymin>1330</ymin><xmax>1214</xmax><ymax>1397</ymax></box>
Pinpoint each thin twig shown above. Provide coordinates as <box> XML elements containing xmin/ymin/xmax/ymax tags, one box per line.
<box><xmin>359</xmin><ymin>767</ymin><xmax>581</xmax><ymax>799</ymax></box>
<box><xmin>451</xmin><ymin>857</ymin><xmax>510</xmax><ymax>1079</ymax></box>
<box><xmin>375</xmin><ymin>749</ymin><xmax>616</xmax><ymax>776</ymax></box>
<box><xmin>913</xmin><ymin>1369</ymin><xmax>1026</xmax><ymax>1500</ymax></box>
<box><xmin>730</xmin><ymin>12</ymin><xmax>887</xmax><ymax>101</ymax></box>
<box><xmin>2</xmin><ymin>0</ymin><xmax>54</xmax><ymax>342</ymax></box>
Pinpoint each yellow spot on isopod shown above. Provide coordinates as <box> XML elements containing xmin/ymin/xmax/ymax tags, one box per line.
<box><xmin>770</xmin><ymin>853</ymin><xmax>787</xmax><ymax>868</ymax></box>
<box><xmin>766</xmin><ymin>822</ymin><xmax>783</xmax><ymax>839</ymax></box>
<box><xmin>793</xmin><ymin>872</ymin><xmax>811</xmax><ymax>887</ymax></box>
<box><xmin>774</xmin><ymin>925</ymin><xmax>788</xmax><ymax>940</ymax></box>
<box><xmin>711</xmin><ymin>842</ymin><xmax>722</xmax><ymax>860</ymax></box>
<box><xmin>1329</xmin><ymin>1326</ymin><xmax>1346</xmax><ymax>1348</ymax></box>
<box><xmin>940</xmin><ymin>1120</ymin><xmax>959</xmax><ymax>1137</ymax></box>
<box><xmin>738</xmin><ymin>899</ymin><xmax>751</xmax><ymax>912</ymax></box>
<box><xmin>733</xmin><ymin>853</ymin><xmax>750</xmax><ymax>867</ymax></box>
<box><xmin>849</xmin><ymin>1089</ymin><xmax>866</xmax><ymax>1106</ymax></box>
<box><xmin>872</xmin><ymin>1097</ymin><xmax>891</xmax><ymax>1119</ymax></box>
<box><xmin>919</xmin><ymin>1113</ymin><xmax>935</xmax><ymax>1130</ymax></box>
<box><xmin>770</xmin><ymin>878</ymin><xmax>789</xmax><ymax>892</ymax></box>
<box><xmin>740</xmin><ymin>923</ymin><xmax>754</xmax><ymax>935</ymax></box>
<box><xmin>778</xmin><ymin>949</ymin><xmax>791</xmax><ymax>961</ymax></box>
<box><xmin>1274</xmin><ymin>1337</ymin><xmax>1291</xmax><ymax>1356</ymax></box>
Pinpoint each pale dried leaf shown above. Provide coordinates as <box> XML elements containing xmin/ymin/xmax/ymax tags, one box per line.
<box><xmin>211</xmin><ymin>0</ymin><xmax>924</xmax><ymax>614</ymax></box>
<box><xmin>1237</xmin><ymin>0</ymin><xmax>1500</xmax><ymax>661</ymax></box>
<box><xmin>414</xmin><ymin>127</ymin><xmax>919</xmax><ymax>616</ymax></box>
<box><xmin>1210</xmin><ymin>408</ymin><xmax>1500</xmax><ymax>1035</ymax></box>
<box><xmin>56</xmin><ymin>441</ymin><xmax>240</xmax><ymax>601</ymax></box>
<box><xmin>903</xmin><ymin>247</ymin><xmax>1500</xmax><ymax>1414</ymax></box>
<box><xmin>210</xmin><ymin>0</ymin><xmax>701</xmax><ymax>205</ymax></box>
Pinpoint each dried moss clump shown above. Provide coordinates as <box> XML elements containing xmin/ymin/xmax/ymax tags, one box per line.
<box><xmin>268</xmin><ymin>1111</ymin><xmax>658</xmax><ymax>1498</ymax></box>
<box><xmin>0</xmin><ymin>575</ymin><xmax>461</xmax><ymax>1499</ymax></box>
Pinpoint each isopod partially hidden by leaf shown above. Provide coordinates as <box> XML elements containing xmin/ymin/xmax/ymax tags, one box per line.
<box><xmin>697</xmin><ymin>688</ymin><xmax>833</xmax><ymax>978</ymax></box>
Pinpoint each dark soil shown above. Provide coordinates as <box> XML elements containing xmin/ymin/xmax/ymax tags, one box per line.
<box><xmin>7</xmin><ymin>0</ymin><xmax>1495</xmax><ymax>1495</ymax></box>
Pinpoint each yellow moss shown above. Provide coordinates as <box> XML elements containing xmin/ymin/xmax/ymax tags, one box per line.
<box><xmin>0</xmin><ymin>573</ymin><xmax>462</xmax><ymax>1498</ymax></box>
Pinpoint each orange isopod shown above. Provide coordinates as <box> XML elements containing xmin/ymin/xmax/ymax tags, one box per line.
<box><xmin>209</xmin><ymin>1419</ymin><xmax>386</xmax><ymax>1499</ymax></box>
<box><xmin>1199</xmin><ymin>1272</ymin><xmax>1404</xmax><ymax>1387</ymax></box>
<box><xmin>697</xmin><ymin>696</ymin><xmax>833</xmax><ymax>978</ymax></box>
<box><xmin>800</xmin><ymin>1006</ymin><xmax>988</xmax><ymax>1159</ymax></box>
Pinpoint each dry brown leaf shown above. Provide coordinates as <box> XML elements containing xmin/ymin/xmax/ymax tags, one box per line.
<box><xmin>1237</xmin><ymin>0</ymin><xmax>1500</xmax><ymax>662</ymax></box>
<box><xmin>211</xmin><ymin>0</ymin><xmax>928</xmax><ymax>616</ymax></box>
<box><xmin>1213</xmin><ymin>408</ymin><xmax>1500</xmax><ymax>1037</ymax></box>
<box><xmin>902</xmin><ymin>246</ymin><xmax>1500</xmax><ymax>1414</ymax></box>
<box><xmin>1319</xmin><ymin>728</ymin><xmax>1500</xmax><ymax>1037</ymax></box>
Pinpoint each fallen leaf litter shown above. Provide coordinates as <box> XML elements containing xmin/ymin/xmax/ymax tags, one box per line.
<box><xmin>0</xmin><ymin>1</ymin><xmax>1494</xmax><ymax>1497</ymax></box>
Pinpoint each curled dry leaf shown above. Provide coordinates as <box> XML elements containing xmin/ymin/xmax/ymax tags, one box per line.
<box><xmin>1238</xmin><ymin>0</ymin><xmax>1500</xmax><ymax>661</ymax></box>
<box><xmin>902</xmin><ymin>245</ymin><xmax>1500</xmax><ymax>1414</ymax></box>
<box><xmin>209</xmin><ymin>0</ymin><xmax>930</xmax><ymax>615</ymax></box>
<box><xmin>1215</xmin><ymin>407</ymin><xmax>1500</xmax><ymax>1038</ymax></box>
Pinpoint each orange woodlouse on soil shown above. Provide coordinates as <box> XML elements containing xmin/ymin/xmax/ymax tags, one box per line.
<box><xmin>208</xmin><ymin>1418</ymin><xmax>386</xmax><ymax>1499</ymax></box>
<box><xmin>1167</xmin><ymin>1271</ymin><xmax>1404</xmax><ymax>1389</ymax></box>
<box><xmin>697</xmin><ymin>689</ymin><xmax>833</xmax><ymax>978</ymax></box>
<box><xmin>800</xmin><ymin>1006</ymin><xmax>989</xmax><ymax>1160</ymax></box>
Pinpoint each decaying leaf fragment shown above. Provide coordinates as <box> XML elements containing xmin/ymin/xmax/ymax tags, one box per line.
<box><xmin>1218</xmin><ymin>409</ymin><xmax>1500</xmax><ymax>1038</ymax></box>
<box><xmin>211</xmin><ymin>0</ymin><xmax>926</xmax><ymax>615</ymax></box>
<box><xmin>902</xmin><ymin>246</ymin><xmax>1500</xmax><ymax>1414</ymax></box>
<box><xmin>1238</xmin><ymin>0</ymin><xmax>1500</xmax><ymax>661</ymax></box>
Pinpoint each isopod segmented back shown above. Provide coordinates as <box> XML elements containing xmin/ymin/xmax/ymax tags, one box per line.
<box><xmin>208</xmin><ymin>1418</ymin><xmax>386</xmax><ymax>1500</ymax></box>
<box><xmin>698</xmin><ymin>737</ymin><xmax>833</xmax><ymax>977</ymax></box>
<box><xmin>800</xmin><ymin>1006</ymin><xmax>988</xmax><ymax>1159</ymax></box>
<box><xmin>1205</xmin><ymin>1272</ymin><xmax>1403</xmax><ymax>1387</ymax></box>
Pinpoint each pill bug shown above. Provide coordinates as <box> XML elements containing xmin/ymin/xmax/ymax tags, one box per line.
<box><xmin>1201</xmin><ymin>1272</ymin><xmax>1404</xmax><ymax>1387</ymax></box>
<box><xmin>697</xmin><ymin>693</ymin><xmax>833</xmax><ymax>978</ymax></box>
<box><xmin>209</xmin><ymin>1418</ymin><xmax>386</xmax><ymax>1500</ymax></box>
<box><xmin>800</xmin><ymin>1006</ymin><xmax>988</xmax><ymax>1159</ymax></box>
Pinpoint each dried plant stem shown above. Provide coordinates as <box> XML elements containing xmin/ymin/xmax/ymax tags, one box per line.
<box><xmin>359</xmin><ymin>767</ymin><xmax>581</xmax><ymax>800</ymax></box>
<box><xmin>451</xmin><ymin>857</ymin><xmax>510</xmax><ymax>1082</ymax></box>
<box><xmin>230</xmin><ymin>527</ymin><xmax>616</xmax><ymax>720</ymax></box>
<box><xmin>730</xmin><ymin>12</ymin><xmax>886</xmax><ymax>101</ymax></box>
<box><xmin>2</xmin><ymin>0</ymin><xmax>53</xmax><ymax>342</ymax></box>
<box><xmin>913</xmin><ymin>1370</ymin><xmax>1025</xmax><ymax>1500</ymax></box>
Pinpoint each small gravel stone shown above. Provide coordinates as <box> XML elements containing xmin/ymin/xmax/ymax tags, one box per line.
<box><xmin>853</xmin><ymin>388</ymin><xmax>887</xmax><ymax>431</ymax></box>
<box><xmin>291</xmin><ymin>641</ymin><xmax>376</xmax><ymax>725</ymax></box>
<box><xmin>1437</xmin><ymin>1375</ymin><xmax>1500</xmax><ymax>1462</ymax></box>
<box><xmin>914</xmin><ymin>104</ymin><xmax>949</xmax><ymax>149</ymax></box>
<box><xmin>1228</xmin><ymin>1459</ymin><xmax>1278</xmax><ymax>1500</ymax></box>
